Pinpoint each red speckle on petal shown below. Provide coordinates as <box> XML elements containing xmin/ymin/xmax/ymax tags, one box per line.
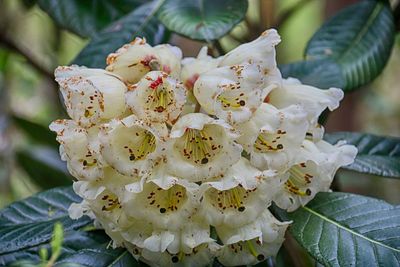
<box><xmin>162</xmin><ymin>65</ymin><xmax>171</xmax><ymax>74</ymax></box>
<box><xmin>140</xmin><ymin>55</ymin><xmax>157</xmax><ymax>67</ymax></box>
<box><xmin>149</xmin><ymin>76</ymin><xmax>163</xmax><ymax>89</ymax></box>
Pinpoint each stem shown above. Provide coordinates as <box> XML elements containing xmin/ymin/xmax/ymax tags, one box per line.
<box><xmin>273</xmin><ymin>0</ymin><xmax>314</xmax><ymax>29</ymax></box>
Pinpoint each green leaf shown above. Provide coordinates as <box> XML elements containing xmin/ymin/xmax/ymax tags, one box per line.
<box><xmin>74</xmin><ymin>1</ymin><xmax>166</xmax><ymax>68</ymax></box>
<box><xmin>13</xmin><ymin>115</ymin><xmax>58</xmax><ymax>149</ymax></box>
<box><xmin>287</xmin><ymin>192</ymin><xmax>400</xmax><ymax>267</ymax></box>
<box><xmin>157</xmin><ymin>0</ymin><xmax>248</xmax><ymax>41</ymax></box>
<box><xmin>305</xmin><ymin>0</ymin><xmax>395</xmax><ymax>91</ymax></box>
<box><xmin>3</xmin><ymin>230</ymin><xmax>110</xmax><ymax>267</ymax></box>
<box><xmin>37</xmin><ymin>0</ymin><xmax>148</xmax><ymax>37</ymax></box>
<box><xmin>16</xmin><ymin>147</ymin><xmax>72</xmax><ymax>189</ymax></box>
<box><xmin>280</xmin><ymin>59</ymin><xmax>345</xmax><ymax>89</ymax></box>
<box><xmin>0</xmin><ymin>186</ymin><xmax>91</xmax><ymax>261</ymax></box>
<box><xmin>325</xmin><ymin>132</ymin><xmax>400</xmax><ymax>178</ymax></box>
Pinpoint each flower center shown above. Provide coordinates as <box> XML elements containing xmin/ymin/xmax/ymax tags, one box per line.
<box><xmin>146</xmin><ymin>76</ymin><xmax>174</xmax><ymax>113</ymax></box>
<box><xmin>146</xmin><ymin>185</ymin><xmax>187</xmax><ymax>213</ymax></box>
<box><xmin>284</xmin><ymin>163</ymin><xmax>313</xmax><ymax>196</ymax></box>
<box><xmin>217</xmin><ymin>91</ymin><xmax>246</xmax><ymax>110</ymax></box>
<box><xmin>253</xmin><ymin>130</ymin><xmax>286</xmax><ymax>152</ymax></box>
<box><xmin>100</xmin><ymin>193</ymin><xmax>122</xmax><ymax>212</ymax></box>
<box><xmin>121</xmin><ymin>129</ymin><xmax>156</xmax><ymax>162</ymax></box>
<box><xmin>228</xmin><ymin>239</ymin><xmax>265</xmax><ymax>261</ymax></box>
<box><xmin>178</xmin><ymin>126</ymin><xmax>222</xmax><ymax>165</ymax></box>
<box><xmin>207</xmin><ymin>185</ymin><xmax>255</xmax><ymax>212</ymax></box>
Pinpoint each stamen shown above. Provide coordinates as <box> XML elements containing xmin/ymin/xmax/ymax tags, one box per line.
<box><xmin>146</xmin><ymin>75</ymin><xmax>174</xmax><ymax>113</ymax></box>
<box><xmin>181</xmin><ymin>127</ymin><xmax>221</xmax><ymax>165</ymax></box>
<box><xmin>284</xmin><ymin>164</ymin><xmax>313</xmax><ymax>197</ymax></box>
<box><xmin>124</xmin><ymin>130</ymin><xmax>156</xmax><ymax>162</ymax></box>
<box><xmin>217</xmin><ymin>95</ymin><xmax>246</xmax><ymax>109</ymax></box>
<box><xmin>253</xmin><ymin>131</ymin><xmax>285</xmax><ymax>152</ymax></box>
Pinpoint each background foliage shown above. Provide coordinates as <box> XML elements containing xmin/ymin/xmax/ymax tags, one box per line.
<box><xmin>0</xmin><ymin>0</ymin><xmax>399</xmax><ymax>266</ymax></box>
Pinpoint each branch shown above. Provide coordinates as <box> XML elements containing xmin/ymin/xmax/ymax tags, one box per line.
<box><xmin>273</xmin><ymin>0</ymin><xmax>314</xmax><ymax>29</ymax></box>
<box><xmin>0</xmin><ymin>32</ymin><xmax>54</xmax><ymax>78</ymax></box>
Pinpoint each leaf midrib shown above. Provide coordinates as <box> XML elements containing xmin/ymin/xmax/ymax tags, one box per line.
<box><xmin>133</xmin><ymin>0</ymin><xmax>165</xmax><ymax>37</ymax></box>
<box><xmin>302</xmin><ymin>205</ymin><xmax>400</xmax><ymax>253</ymax></box>
<box><xmin>336</xmin><ymin>2</ymin><xmax>383</xmax><ymax>62</ymax></box>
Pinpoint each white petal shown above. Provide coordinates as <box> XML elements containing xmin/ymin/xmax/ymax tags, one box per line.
<box><xmin>166</xmin><ymin>113</ymin><xmax>242</xmax><ymax>181</ymax></box>
<box><xmin>49</xmin><ymin>119</ymin><xmax>105</xmax><ymax>180</ymax></box>
<box><xmin>125</xmin><ymin>71</ymin><xmax>187</xmax><ymax>123</ymax></box>
<box><xmin>237</xmin><ymin>103</ymin><xmax>309</xmax><ymax>172</ymax></box>
<box><xmin>194</xmin><ymin>63</ymin><xmax>272</xmax><ymax>124</ymax></box>
<box><xmin>219</xmin><ymin>29</ymin><xmax>281</xmax><ymax>86</ymax></box>
<box><xmin>55</xmin><ymin>66</ymin><xmax>127</xmax><ymax>127</ymax></box>
<box><xmin>269</xmin><ymin>77</ymin><xmax>344</xmax><ymax>124</ymax></box>
<box><xmin>99</xmin><ymin>115</ymin><xmax>168</xmax><ymax>177</ymax></box>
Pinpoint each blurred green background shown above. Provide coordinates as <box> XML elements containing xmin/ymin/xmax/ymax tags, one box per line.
<box><xmin>0</xmin><ymin>0</ymin><xmax>399</xmax><ymax>208</ymax></box>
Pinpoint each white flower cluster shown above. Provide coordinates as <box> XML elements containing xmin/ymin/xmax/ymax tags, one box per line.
<box><xmin>50</xmin><ymin>29</ymin><xmax>357</xmax><ymax>267</ymax></box>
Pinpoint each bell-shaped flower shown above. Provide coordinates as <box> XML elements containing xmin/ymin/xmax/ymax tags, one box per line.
<box><xmin>217</xmin><ymin>209</ymin><xmax>289</xmax><ymax>266</ymax></box>
<box><xmin>141</xmin><ymin>242</ymin><xmax>219</xmax><ymax>267</ymax></box>
<box><xmin>181</xmin><ymin>46</ymin><xmax>220</xmax><ymax>91</ymax></box>
<box><xmin>106</xmin><ymin>37</ymin><xmax>182</xmax><ymax>84</ymax></box>
<box><xmin>237</xmin><ymin>103</ymin><xmax>309</xmax><ymax>172</ymax></box>
<box><xmin>99</xmin><ymin>115</ymin><xmax>168</xmax><ymax>177</ymax></box>
<box><xmin>274</xmin><ymin>139</ymin><xmax>357</xmax><ymax>212</ymax></box>
<box><xmin>55</xmin><ymin>66</ymin><xmax>127</xmax><ymax>127</ymax></box>
<box><xmin>194</xmin><ymin>63</ymin><xmax>272</xmax><ymax>124</ymax></box>
<box><xmin>198</xmin><ymin>158</ymin><xmax>283</xmax><ymax>228</ymax></box>
<box><xmin>49</xmin><ymin>119</ymin><xmax>105</xmax><ymax>180</ymax></box>
<box><xmin>218</xmin><ymin>29</ymin><xmax>282</xmax><ymax>87</ymax></box>
<box><xmin>126</xmin><ymin>71</ymin><xmax>187</xmax><ymax>123</ymax></box>
<box><xmin>268</xmin><ymin>78</ymin><xmax>344</xmax><ymax>125</ymax></box>
<box><xmin>166</xmin><ymin>113</ymin><xmax>242</xmax><ymax>181</ymax></box>
<box><xmin>123</xmin><ymin>180</ymin><xmax>200</xmax><ymax>230</ymax></box>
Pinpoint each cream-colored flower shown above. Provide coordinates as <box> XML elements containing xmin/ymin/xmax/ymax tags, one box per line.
<box><xmin>274</xmin><ymin>139</ymin><xmax>357</xmax><ymax>211</ymax></box>
<box><xmin>106</xmin><ymin>37</ymin><xmax>182</xmax><ymax>84</ymax></box>
<box><xmin>55</xmin><ymin>66</ymin><xmax>127</xmax><ymax>127</ymax></box>
<box><xmin>237</xmin><ymin>103</ymin><xmax>309</xmax><ymax>172</ymax></box>
<box><xmin>126</xmin><ymin>71</ymin><xmax>186</xmax><ymax>123</ymax></box>
<box><xmin>198</xmin><ymin>158</ymin><xmax>283</xmax><ymax>228</ymax></box>
<box><xmin>141</xmin><ymin>242</ymin><xmax>219</xmax><ymax>267</ymax></box>
<box><xmin>218</xmin><ymin>29</ymin><xmax>282</xmax><ymax>87</ymax></box>
<box><xmin>217</xmin><ymin>209</ymin><xmax>289</xmax><ymax>266</ymax></box>
<box><xmin>49</xmin><ymin>119</ymin><xmax>104</xmax><ymax>180</ymax></box>
<box><xmin>181</xmin><ymin>46</ymin><xmax>220</xmax><ymax>91</ymax></box>
<box><xmin>166</xmin><ymin>113</ymin><xmax>242</xmax><ymax>181</ymax></box>
<box><xmin>268</xmin><ymin>78</ymin><xmax>344</xmax><ymax>124</ymax></box>
<box><xmin>194</xmin><ymin>63</ymin><xmax>272</xmax><ymax>124</ymax></box>
<box><xmin>123</xmin><ymin>180</ymin><xmax>200</xmax><ymax>230</ymax></box>
<box><xmin>99</xmin><ymin>115</ymin><xmax>168</xmax><ymax>177</ymax></box>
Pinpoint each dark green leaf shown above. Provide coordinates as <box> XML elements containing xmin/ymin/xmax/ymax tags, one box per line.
<box><xmin>3</xmin><ymin>230</ymin><xmax>109</xmax><ymax>266</ymax></box>
<box><xmin>288</xmin><ymin>192</ymin><xmax>400</xmax><ymax>267</ymax></box>
<box><xmin>157</xmin><ymin>0</ymin><xmax>248</xmax><ymax>41</ymax></box>
<box><xmin>16</xmin><ymin>147</ymin><xmax>72</xmax><ymax>189</ymax></box>
<box><xmin>0</xmin><ymin>187</ymin><xmax>92</xmax><ymax>261</ymax></box>
<box><xmin>74</xmin><ymin>1</ymin><xmax>166</xmax><ymax>68</ymax></box>
<box><xmin>37</xmin><ymin>0</ymin><xmax>148</xmax><ymax>37</ymax></box>
<box><xmin>279</xmin><ymin>59</ymin><xmax>345</xmax><ymax>89</ymax></box>
<box><xmin>305</xmin><ymin>0</ymin><xmax>395</xmax><ymax>91</ymax></box>
<box><xmin>325</xmin><ymin>132</ymin><xmax>400</xmax><ymax>178</ymax></box>
<box><xmin>13</xmin><ymin>115</ymin><xmax>58</xmax><ymax>149</ymax></box>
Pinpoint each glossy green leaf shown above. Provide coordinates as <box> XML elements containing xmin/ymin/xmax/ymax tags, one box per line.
<box><xmin>13</xmin><ymin>115</ymin><xmax>58</xmax><ymax>149</ymax></box>
<box><xmin>37</xmin><ymin>0</ymin><xmax>147</xmax><ymax>37</ymax></box>
<box><xmin>280</xmin><ymin>59</ymin><xmax>345</xmax><ymax>89</ymax></box>
<box><xmin>325</xmin><ymin>132</ymin><xmax>400</xmax><ymax>178</ymax></box>
<box><xmin>288</xmin><ymin>192</ymin><xmax>400</xmax><ymax>267</ymax></box>
<box><xmin>74</xmin><ymin>1</ymin><xmax>166</xmax><ymax>68</ymax></box>
<box><xmin>16</xmin><ymin>147</ymin><xmax>72</xmax><ymax>189</ymax></box>
<box><xmin>157</xmin><ymin>0</ymin><xmax>248</xmax><ymax>41</ymax></box>
<box><xmin>305</xmin><ymin>0</ymin><xmax>395</xmax><ymax>91</ymax></box>
<box><xmin>0</xmin><ymin>187</ymin><xmax>91</xmax><ymax>261</ymax></box>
